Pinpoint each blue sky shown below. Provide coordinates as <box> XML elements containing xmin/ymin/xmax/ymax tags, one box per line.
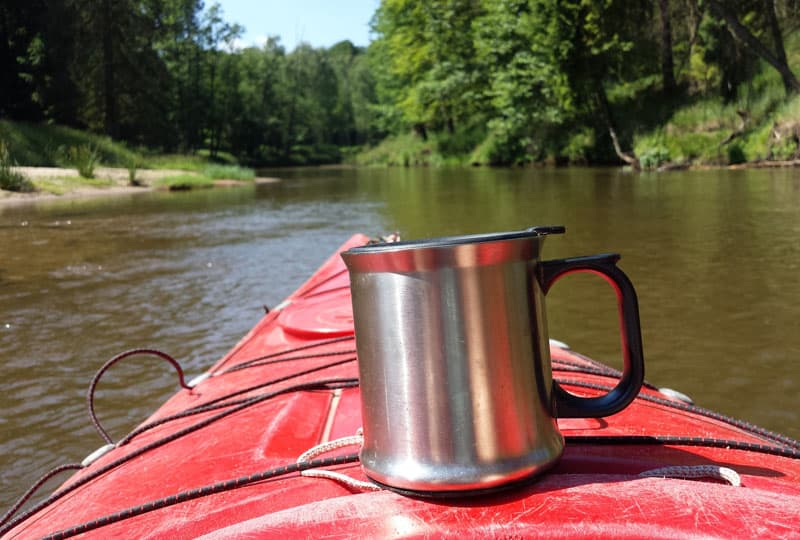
<box><xmin>214</xmin><ymin>0</ymin><xmax>380</xmax><ymax>51</ymax></box>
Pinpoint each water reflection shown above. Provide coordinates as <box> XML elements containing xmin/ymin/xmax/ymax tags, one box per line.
<box><xmin>1</xmin><ymin>166</ymin><xmax>799</xmax><ymax>510</ymax></box>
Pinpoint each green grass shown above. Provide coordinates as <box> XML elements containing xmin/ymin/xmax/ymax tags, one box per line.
<box><xmin>0</xmin><ymin>120</ymin><xmax>254</xmax><ymax>176</ymax></box>
<box><xmin>0</xmin><ymin>120</ymin><xmax>139</xmax><ymax>167</ymax></box>
<box><xmin>632</xmin><ymin>85</ymin><xmax>800</xmax><ymax>166</ymax></box>
<box><xmin>0</xmin><ymin>141</ymin><xmax>36</xmax><ymax>192</ymax></box>
<box><xmin>144</xmin><ymin>151</ymin><xmax>241</xmax><ymax>171</ymax></box>
<box><xmin>152</xmin><ymin>174</ymin><xmax>214</xmax><ymax>191</ymax></box>
<box><xmin>358</xmin><ymin>33</ymin><xmax>800</xmax><ymax>169</ymax></box>
<box><xmin>196</xmin><ymin>149</ymin><xmax>238</xmax><ymax>164</ymax></box>
<box><xmin>32</xmin><ymin>176</ymin><xmax>114</xmax><ymax>195</ymax></box>
<box><xmin>355</xmin><ymin>132</ymin><xmax>474</xmax><ymax>167</ymax></box>
<box><xmin>62</xmin><ymin>144</ymin><xmax>100</xmax><ymax>178</ymax></box>
<box><xmin>143</xmin><ymin>153</ymin><xmax>210</xmax><ymax>171</ymax></box>
<box><xmin>202</xmin><ymin>164</ymin><xmax>255</xmax><ymax>181</ymax></box>
<box><xmin>628</xmin><ymin>37</ymin><xmax>800</xmax><ymax>168</ymax></box>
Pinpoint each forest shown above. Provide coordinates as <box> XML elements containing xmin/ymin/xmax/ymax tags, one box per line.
<box><xmin>2</xmin><ymin>0</ymin><xmax>800</xmax><ymax>169</ymax></box>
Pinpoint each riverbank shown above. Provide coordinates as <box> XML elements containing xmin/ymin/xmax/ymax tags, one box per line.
<box><xmin>0</xmin><ymin>166</ymin><xmax>280</xmax><ymax>206</ymax></box>
<box><xmin>6</xmin><ymin>155</ymin><xmax>800</xmax><ymax>208</ymax></box>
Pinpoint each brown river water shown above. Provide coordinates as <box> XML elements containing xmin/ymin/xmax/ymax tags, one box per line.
<box><xmin>1</xmin><ymin>166</ymin><xmax>799</xmax><ymax>511</ymax></box>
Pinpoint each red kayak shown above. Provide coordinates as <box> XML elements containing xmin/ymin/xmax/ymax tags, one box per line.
<box><xmin>3</xmin><ymin>234</ymin><xmax>800</xmax><ymax>539</ymax></box>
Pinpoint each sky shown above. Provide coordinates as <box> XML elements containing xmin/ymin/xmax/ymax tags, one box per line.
<box><xmin>214</xmin><ymin>0</ymin><xmax>380</xmax><ymax>52</ymax></box>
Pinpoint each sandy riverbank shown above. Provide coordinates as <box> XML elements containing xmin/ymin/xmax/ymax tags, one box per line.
<box><xmin>0</xmin><ymin>167</ymin><xmax>280</xmax><ymax>206</ymax></box>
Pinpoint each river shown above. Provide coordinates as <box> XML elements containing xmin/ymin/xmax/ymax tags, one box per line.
<box><xmin>1</xmin><ymin>165</ymin><xmax>799</xmax><ymax>510</ymax></box>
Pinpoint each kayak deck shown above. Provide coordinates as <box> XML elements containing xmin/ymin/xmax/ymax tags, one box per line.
<box><xmin>4</xmin><ymin>235</ymin><xmax>800</xmax><ymax>539</ymax></box>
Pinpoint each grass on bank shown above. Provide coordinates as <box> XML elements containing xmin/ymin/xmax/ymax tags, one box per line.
<box><xmin>143</xmin><ymin>150</ymin><xmax>237</xmax><ymax>171</ymax></box>
<box><xmin>32</xmin><ymin>176</ymin><xmax>115</xmax><ymax>195</ymax></box>
<box><xmin>151</xmin><ymin>174</ymin><xmax>215</xmax><ymax>191</ymax></box>
<box><xmin>356</xmin><ymin>33</ymin><xmax>800</xmax><ymax>169</ymax></box>
<box><xmin>0</xmin><ymin>120</ymin><xmax>139</xmax><ymax>168</ymax></box>
<box><xmin>355</xmin><ymin>132</ymin><xmax>473</xmax><ymax>167</ymax></box>
<box><xmin>356</xmin><ymin>72</ymin><xmax>800</xmax><ymax>169</ymax></box>
<box><xmin>0</xmin><ymin>141</ymin><xmax>35</xmax><ymax>192</ymax></box>
<box><xmin>631</xmin><ymin>67</ymin><xmax>800</xmax><ymax>168</ymax></box>
<box><xmin>1</xmin><ymin>119</ymin><xmax>258</xmax><ymax>194</ymax></box>
<box><xmin>0</xmin><ymin>119</ymin><xmax>253</xmax><ymax>171</ymax></box>
<box><xmin>152</xmin><ymin>164</ymin><xmax>256</xmax><ymax>190</ymax></box>
<box><xmin>202</xmin><ymin>164</ymin><xmax>255</xmax><ymax>181</ymax></box>
<box><xmin>601</xmin><ymin>32</ymin><xmax>800</xmax><ymax>169</ymax></box>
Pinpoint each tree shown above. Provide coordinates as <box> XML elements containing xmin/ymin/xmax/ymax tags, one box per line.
<box><xmin>658</xmin><ymin>0</ymin><xmax>677</xmax><ymax>92</ymax></box>
<box><xmin>472</xmin><ymin>0</ymin><xmax>566</xmax><ymax>162</ymax></box>
<box><xmin>370</xmin><ymin>0</ymin><xmax>482</xmax><ymax>136</ymax></box>
<box><xmin>198</xmin><ymin>4</ymin><xmax>242</xmax><ymax>156</ymax></box>
<box><xmin>705</xmin><ymin>0</ymin><xmax>800</xmax><ymax>94</ymax></box>
<box><xmin>0</xmin><ymin>0</ymin><xmax>47</xmax><ymax>120</ymax></box>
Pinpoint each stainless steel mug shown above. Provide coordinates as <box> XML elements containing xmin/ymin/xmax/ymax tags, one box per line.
<box><xmin>341</xmin><ymin>226</ymin><xmax>644</xmax><ymax>494</ymax></box>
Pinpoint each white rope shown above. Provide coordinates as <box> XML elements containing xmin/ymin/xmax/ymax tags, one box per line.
<box><xmin>639</xmin><ymin>465</ymin><xmax>741</xmax><ymax>487</ymax></box>
<box><xmin>297</xmin><ymin>429</ymin><xmax>382</xmax><ymax>492</ymax></box>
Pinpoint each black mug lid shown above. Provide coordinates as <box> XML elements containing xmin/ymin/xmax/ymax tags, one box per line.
<box><xmin>345</xmin><ymin>226</ymin><xmax>565</xmax><ymax>254</ymax></box>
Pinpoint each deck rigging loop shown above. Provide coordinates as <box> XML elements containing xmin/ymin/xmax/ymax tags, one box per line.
<box><xmin>38</xmin><ymin>453</ymin><xmax>362</xmax><ymax>540</ymax></box>
<box><xmin>0</xmin><ymin>376</ymin><xmax>361</xmax><ymax>537</ymax></box>
<box><xmin>297</xmin><ymin>429</ymin><xmax>381</xmax><ymax>492</ymax></box>
<box><xmin>87</xmin><ymin>349</ymin><xmax>192</xmax><ymax>445</ymax></box>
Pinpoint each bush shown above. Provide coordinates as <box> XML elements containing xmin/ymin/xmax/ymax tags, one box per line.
<box><xmin>127</xmin><ymin>157</ymin><xmax>144</xmax><ymax>186</ymax></box>
<box><xmin>563</xmin><ymin>128</ymin><xmax>595</xmax><ymax>163</ymax></box>
<box><xmin>154</xmin><ymin>174</ymin><xmax>213</xmax><ymax>190</ymax></box>
<box><xmin>727</xmin><ymin>143</ymin><xmax>747</xmax><ymax>164</ymax></box>
<box><xmin>202</xmin><ymin>164</ymin><xmax>255</xmax><ymax>181</ymax></box>
<box><xmin>639</xmin><ymin>146</ymin><xmax>671</xmax><ymax>170</ymax></box>
<box><xmin>0</xmin><ymin>141</ymin><xmax>35</xmax><ymax>192</ymax></box>
<box><xmin>354</xmin><ymin>133</ymin><xmax>431</xmax><ymax>166</ymax></box>
<box><xmin>470</xmin><ymin>128</ymin><xmax>530</xmax><ymax>166</ymax></box>
<box><xmin>62</xmin><ymin>144</ymin><xmax>100</xmax><ymax>178</ymax></box>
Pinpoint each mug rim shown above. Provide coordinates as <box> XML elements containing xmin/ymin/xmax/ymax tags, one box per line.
<box><xmin>344</xmin><ymin>226</ymin><xmax>565</xmax><ymax>254</ymax></box>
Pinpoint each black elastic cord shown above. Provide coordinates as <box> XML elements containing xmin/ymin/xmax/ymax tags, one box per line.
<box><xmin>87</xmin><ymin>349</ymin><xmax>191</xmax><ymax>444</ymax></box>
<box><xmin>0</xmin><ymin>463</ymin><xmax>83</xmax><ymax>530</ymax></box>
<box><xmin>0</xmin><ymin>378</ymin><xmax>358</xmax><ymax>537</ymax></box>
<box><xmin>120</xmin><ymin>358</ymin><xmax>357</xmax><ymax>445</ymax></box>
<box><xmin>565</xmin><ymin>435</ymin><xmax>800</xmax><ymax>459</ymax></box>
<box><xmin>40</xmin><ymin>453</ymin><xmax>360</xmax><ymax>540</ymax></box>
<box><xmin>556</xmin><ymin>377</ymin><xmax>800</xmax><ymax>451</ymax></box>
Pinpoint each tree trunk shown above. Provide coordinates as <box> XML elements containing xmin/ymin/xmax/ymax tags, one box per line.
<box><xmin>102</xmin><ymin>0</ymin><xmax>117</xmax><ymax>138</ymax></box>
<box><xmin>413</xmin><ymin>123</ymin><xmax>428</xmax><ymax>141</ymax></box>
<box><xmin>705</xmin><ymin>0</ymin><xmax>800</xmax><ymax>94</ymax></box>
<box><xmin>596</xmin><ymin>85</ymin><xmax>639</xmax><ymax>169</ymax></box>
<box><xmin>209</xmin><ymin>52</ymin><xmax>218</xmax><ymax>158</ymax></box>
<box><xmin>764</xmin><ymin>0</ymin><xmax>791</xmax><ymax>81</ymax></box>
<box><xmin>658</xmin><ymin>0</ymin><xmax>677</xmax><ymax>92</ymax></box>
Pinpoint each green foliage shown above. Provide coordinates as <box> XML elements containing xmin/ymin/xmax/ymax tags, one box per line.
<box><xmin>61</xmin><ymin>145</ymin><xmax>99</xmax><ymax>178</ymax></box>
<box><xmin>0</xmin><ymin>120</ymin><xmax>139</xmax><ymax>167</ymax></box>
<box><xmin>202</xmin><ymin>164</ymin><xmax>255</xmax><ymax>181</ymax></box>
<box><xmin>143</xmin><ymin>154</ymin><xmax>211</xmax><ymax>172</ymax></box>
<box><xmin>631</xmin><ymin>58</ymin><xmax>800</xmax><ymax>167</ymax></box>
<box><xmin>638</xmin><ymin>146</ymin><xmax>672</xmax><ymax>170</ymax></box>
<box><xmin>1</xmin><ymin>2</ymin><xmax>374</xmax><ymax>167</ymax></box>
<box><xmin>471</xmin><ymin>128</ymin><xmax>530</xmax><ymax>166</ymax></box>
<box><xmin>3</xmin><ymin>0</ymin><xmax>800</xmax><ymax>169</ymax></box>
<box><xmin>32</xmin><ymin>175</ymin><xmax>113</xmax><ymax>195</ymax></box>
<box><xmin>727</xmin><ymin>143</ymin><xmax>746</xmax><ymax>164</ymax></box>
<box><xmin>355</xmin><ymin>133</ymin><xmax>433</xmax><ymax>166</ymax></box>
<box><xmin>435</xmin><ymin>121</ymin><xmax>487</xmax><ymax>158</ymax></box>
<box><xmin>127</xmin><ymin>157</ymin><xmax>142</xmax><ymax>186</ymax></box>
<box><xmin>153</xmin><ymin>174</ymin><xmax>214</xmax><ymax>191</ymax></box>
<box><xmin>0</xmin><ymin>141</ymin><xmax>36</xmax><ymax>192</ymax></box>
<box><xmin>563</xmin><ymin>128</ymin><xmax>596</xmax><ymax>163</ymax></box>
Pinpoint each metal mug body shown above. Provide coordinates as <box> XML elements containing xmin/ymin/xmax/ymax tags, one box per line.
<box><xmin>341</xmin><ymin>230</ymin><xmax>565</xmax><ymax>493</ymax></box>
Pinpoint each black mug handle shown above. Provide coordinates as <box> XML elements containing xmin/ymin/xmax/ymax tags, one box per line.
<box><xmin>539</xmin><ymin>254</ymin><xmax>645</xmax><ymax>418</ymax></box>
